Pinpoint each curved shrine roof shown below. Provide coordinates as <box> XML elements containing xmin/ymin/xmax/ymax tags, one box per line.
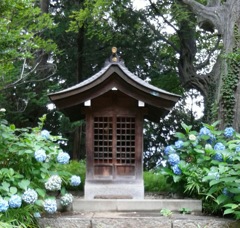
<box><xmin>49</xmin><ymin>58</ymin><xmax>181</xmax><ymax>122</ymax></box>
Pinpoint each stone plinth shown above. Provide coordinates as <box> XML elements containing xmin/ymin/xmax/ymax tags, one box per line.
<box><xmin>84</xmin><ymin>181</ymin><xmax>144</xmax><ymax>199</ymax></box>
<box><xmin>73</xmin><ymin>199</ymin><xmax>202</xmax><ymax>212</ymax></box>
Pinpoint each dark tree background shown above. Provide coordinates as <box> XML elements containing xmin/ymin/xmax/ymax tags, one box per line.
<box><xmin>1</xmin><ymin>0</ymin><xmax>239</xmax><ymax>169</ymax></box>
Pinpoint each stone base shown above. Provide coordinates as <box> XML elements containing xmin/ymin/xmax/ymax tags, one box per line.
<box><xmin>73</xmin><ymin>199</ymin><xmax>202</xmax><ymax>212</ymax></box>
<box><xmin>84</xmin><ymin>181</ymin><xmax>144</xmax><ymax>199</ymax></box>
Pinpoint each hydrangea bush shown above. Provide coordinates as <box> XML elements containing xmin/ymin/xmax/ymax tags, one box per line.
<box><xmin>161</xmin><ymin>122</ymin><xmax>240</xmax><ymax>218</ymax></box>
<box><xmin>0</xmin><ymin>113</ymin><xmax>81</xmax><ymax>226</ymax></box>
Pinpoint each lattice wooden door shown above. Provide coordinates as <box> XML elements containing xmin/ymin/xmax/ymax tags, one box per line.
<box><xmin>93</xmin><ymin>116</ymin><xmax>136</xmax><ymax>179</ymax></box>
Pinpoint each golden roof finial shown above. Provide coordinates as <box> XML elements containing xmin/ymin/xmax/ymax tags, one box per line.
<box><xmin>112</xmin><ymin>47</ymin><xmax>117</xmax><ymax>54</ymax></box>
<box><xmin>111</xmin><ymin>47</ymin><xmax>118</xmax><ymax>62</ymax></box>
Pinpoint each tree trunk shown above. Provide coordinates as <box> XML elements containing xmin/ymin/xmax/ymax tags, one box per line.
<box><xmin>72</xmin><ymin>0</ymin><xmax>86</xmax><ymax>160</ymax></box>
<box><xmin>77</xmin><ymin>26</ymin><xmax>85</xmax><ymax>82</ymax></box>
<box><xmin>232</xmin><ymin>20</ymin><xmax>240</xmax><ymax>129</ymax></box>
<box><xmin>181</xmin><ymin>0</ymin><xmax>240</xmax><ymax>130</ymax></box>
<box><xmin>37</xmin><ymin>0</ymin><xmax>50</xmax><ymax>69</ymax></box>
<box><xmin>40</xmin><ymin>0</ymin><xmax>50</xmax><ymax>13</ymax></box>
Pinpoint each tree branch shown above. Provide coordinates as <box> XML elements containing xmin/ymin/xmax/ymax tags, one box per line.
<box><xmin>148</xmin><ymin>0</ymin><xmax>178</xmax><ymax>33</ymax></box>
<box><xmin>1</xmin><ymin>62</ymin><xmax>57</xmax><ymax>91</ymax></box>
<box><xmin>138</xmin><ymin>13</ymin><xmax>180</xmax><ymax>53</ymax></box>
<box><xmin>121</xmin><ymin>2</ymin><xmax>180</xmax><ymax>53</ymax></box>
<box><xmin>195</xmin><ymin>34</ymin><xmax>221</xmax><ymax>70</ymax></box>
<box><xmin>181</xmin><ymin>0</ymin><xmax>224</xmax><ymax>34</ymax></box>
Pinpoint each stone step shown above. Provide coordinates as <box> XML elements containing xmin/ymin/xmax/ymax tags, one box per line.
<box><xmin>73</xmin><ymin>199</ymin><xmax>202</xmax><ymax>212</ymax></box>
<box><xmin>38</xmin><ymin>211</ymin><xmax>240</xmax><ymax>228</ymax></box>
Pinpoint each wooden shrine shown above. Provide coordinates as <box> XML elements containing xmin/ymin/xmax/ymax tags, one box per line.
<box><xmin>49</xmin><ymin>47</ymin><xmax>180</xmax><ymax>199</ymax></box>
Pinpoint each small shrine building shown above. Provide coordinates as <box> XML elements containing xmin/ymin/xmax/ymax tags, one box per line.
<box><xmin>49</xmin><ymin>48</ymin><xmax>180</xmax><ymax>199</ymax></box>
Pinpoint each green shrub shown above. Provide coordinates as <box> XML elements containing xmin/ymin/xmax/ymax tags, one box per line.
<box><xmin>57</xmin><ymin>160</ymin><xmax>86</xmax><ymax>191</ymax></box>
<box><xmin>160</xmin><ymin>122</ymin><xmax>240</xmax><ymax>218</ymax></box>
<box><xmin>144</xmin><ymin>171</ymin><xmax>171</xmax><ymax>192</ymax></box>
<box><xmin>0</xmin><ymin>112</ymin><xmax>81</xmax><ymax>226</ymax></box>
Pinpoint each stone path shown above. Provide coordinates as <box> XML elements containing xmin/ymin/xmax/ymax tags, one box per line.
<box><xmin>38</xmin><ymin>211</ymin><xmax>240</xmax><ymax>228</ymax></box>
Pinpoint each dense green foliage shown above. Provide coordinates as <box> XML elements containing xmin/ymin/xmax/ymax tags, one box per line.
<box><xmin>0</xmin><ymin>0</ymin><xmax>57</xmax><ymax>87</ymax></box>
<box><xmin>57</xmin><ymin>160</ymin><xmax>86</xmax><ymax>191</ymax></box>
<box><xmin>144</xmin><ymin>171</ymin><xmax>171</xmax><ymax>193</ymax></box>
<box><xmin>161</xmin><ymin>122</ymin><xmax>240</xmax><ymax>218</ymax></box>
<box><xmin>0</xmin><ymin>112</ymin><xmax>81</xmax><ymax>226</ymax></box>
<box><xmin>1</xmin><ymin>0</ymin><xmax>240</xmax><ymax>222</ymax></box>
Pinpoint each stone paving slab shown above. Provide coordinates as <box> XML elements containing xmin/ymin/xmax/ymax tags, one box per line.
<box><xmin>37</xmin><ymin>211</ymin><xmax>240</xmax><ymax>228</ymax></box>
<box><xmin>73</xmin><ymin>199</ymin><xmax>202</xmax><ymax>212</ymax></box>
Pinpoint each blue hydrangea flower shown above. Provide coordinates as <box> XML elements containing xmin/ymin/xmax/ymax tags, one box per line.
<box><xmin>34</xmin><ymin>149</ymin><xmax>47</xmax><ymax>162</ymax></box>
<box><xmin>224</xmin><ymin>127</ymin><xmax>235</xmax><ymax>138</ymax></box>
<box><xmin>34</xmin><ymin>212</ymin><xmax>41</xmax><ymax>218</ymax></box>
<box><xmin>208</xmin><ymin>168</ymin><xmax>220</xmax><ymax>180</ymax></box>
<box><xmin>214</xmin><ymin>142</ymin><xmax>225</xmax><ymax>151</ymax></box>
<box><xmin>199</xmin><ymin>127</ymin><xmax>211</xmax><ymax>136</ymax></box>
<box><xmin>199</xmin><ymin>127</ymin><xmax>215</xmax><ymax>144</ymax></box>
<box><xmin>222</xmin><ymin>188</ymin><xmax>234</xmax><ymax>197</ymax></box>
<box><xmin>45</xmin><ymin>175</ymin><xmax>62</xmax><ymax>191</ymax></box>
<box><xmin>164</xmin><ymin>145</ymin><xmax>175</xmax><ymax>155</ymax></box>
<box><xmin>60</xmin><ymin>193</ymin><xmax>73</xmax><ymax>206</ymax></box>
<box><xmin>171</xmin><ymin>165</ymin><xmax>182</xmax><ymax>175</ymax></box>
<box><xmin>57</xmin><ymin>151</ymin><xmax>70</xmax><ymax>164</ymax></box>
<box><xmin>41</xmin><ymin>130</ymin><xmax>50</xmax><ymax>140</ymax></box>
<box><xmin>213</xmin><ymin>153</ymin><xmax>223</xmax><ymax>162</ymax></box>
<box><xmin>168</xmin><ymin>154</ymin><xmax>180</xmax><ymax>166</ymax></box>
<box><xmin>43</xmin><ymin>199</ymin><xmax>57</xmax><ymax>214</ymax></box>
<box><xmin>207</xmin><ymin>134</ymin><xmax>216</xmax><ymax>144</ymax></box>
<box><xmin>22</xmin><ymin>189</ymin><xmax>38</xmax><ymax>204</ymax></box>
<box><xmin>0</xmin><ymin>199</ymin><xmax>9</xmax><ymax>212</ymax></box>
<box><xmin>175</xmin><ymin>140</ymin><xmax>184</xmax><ymax>149</ymax></box>
<box><xmin>9</xmin><ymin>195</ymin><xmax>22</xmax><ymax>208</ymax></box>
<box><xmin>209</xmin><ymin>172</ymin><xmax>220</xmax><ymax>180</ymax></box>
<box><xmin>70</xmin><ymin>175</ymin><xmax>81</xmax><ymax>187</ymax></box>
<box><xmin>235</xmin><ymin>145</ymin><xmax>240</xmax><ymax>152</ymax></box>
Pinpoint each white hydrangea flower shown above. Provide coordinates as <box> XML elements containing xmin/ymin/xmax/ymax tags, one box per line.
<box><xmin>22</xmin><ymin>189</ymin><xmax>38</xmax><ymax>204</ymax></box>
<box><xmin>45</xmin><ymin>175</ymin><xmax>62</xmax><ymax>191</ymax></box>
<box><xmin>60</xmin><ymin>193</ymin><xmax>73</xmax><ymax>206</ymax></box>
<box><xmin>189</xmin><ymin>134</ymin><xmax>196</xmax><ymax>141</ymax></box>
